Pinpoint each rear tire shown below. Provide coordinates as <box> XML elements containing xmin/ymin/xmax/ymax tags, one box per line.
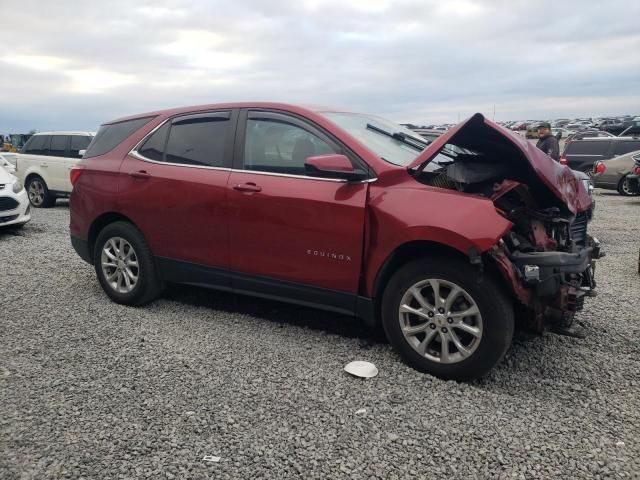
<box><xmin>381</xmin><ymin>257</ymin><xmax>514</xmax><ymax>381</ymax></box>
<box><xmin>94</xmin><ymin>221</ymin><xmax>163</xmax><ymax>306</ymax></box>
<box><xmin>617</xmin><ymin>176</ymin><xmax>638</xmax><ymax>196</ymax></box>
<box><xmin>26</xmin><ymin>176</ymin><xmax>55</xmax><ymax>208</ymax></box>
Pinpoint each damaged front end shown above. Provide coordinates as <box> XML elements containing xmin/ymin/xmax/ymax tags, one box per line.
<box><xmin>487</xmin><ymin>180</ymin><xmax>603</xmax><ymax>332</ymax></box>
<box><xmin>409</xmin><ymin>113</ymin><xmax>603</xmax><ymax>333</ymax></box>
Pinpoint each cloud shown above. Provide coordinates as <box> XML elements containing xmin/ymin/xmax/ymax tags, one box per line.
<box><xmin>0</xmin><ymin>0</ymin><xmax>638</xmax><ymax>132</ymax></box>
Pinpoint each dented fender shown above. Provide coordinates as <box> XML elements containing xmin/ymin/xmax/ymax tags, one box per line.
<box><xmin>362</xmin><ymin>182</ymin><xmax>512</xmax><ymax>296</ymax></box>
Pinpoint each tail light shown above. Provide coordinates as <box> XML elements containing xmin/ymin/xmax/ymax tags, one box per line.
<box><xmin>559</xmin><ymin>157</ymin><xmax>568</xmax><ymax>165</ymax></box>
<box><xmin>594</xmin><ymin>161</ymin><xmax>606</xmax><ymax>174</ymax></box>
<box><xmin>634</xmin><ymin>166</ymin><xmax>640</xmax><ymax>175</ymax></box>
<box><xmin>70</xmin><ymin>166</ymin><xmax>84</xmax><ymax>186</ymax></box>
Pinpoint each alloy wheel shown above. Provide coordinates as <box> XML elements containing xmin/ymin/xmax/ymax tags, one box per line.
<box><xmin>28</xmin><ymin>180</ymin><xmax>45</xmax><ymax>206</ymax></box>
<box><xmin>398</xmin><ymin>278</ymin><xmax>483</xmax><ymax>364</ymax></box>
<box><xmin>621</xmin><ymin>177</ymin><xmax>633</xmax><ymax>196</ymax></box>
<box><xmin>101</xmin><ymin>237</ymin><xmax>139</xmax><ymax>294</ymax></box>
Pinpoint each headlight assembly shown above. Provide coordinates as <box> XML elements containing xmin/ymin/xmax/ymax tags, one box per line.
<box><xmin>12</xmin><ymin>179</ymin><xmax>23</xmax><ymax>194</ymax></box>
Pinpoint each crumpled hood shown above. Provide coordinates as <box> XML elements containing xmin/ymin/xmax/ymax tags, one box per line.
<box><xmin>408</xmin><ymin>113</ymin><xmax>593</xmax><ymax>214</ymax></box>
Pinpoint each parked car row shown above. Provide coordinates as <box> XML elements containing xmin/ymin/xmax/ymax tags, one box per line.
<box><xmin>10</xmin><ymin>131</ymin><xmax>94</xmax><ymax>207</ymax></box>
<box><xmin>499</xmin><ymin>115</ymin><xmax>639</xmax><ymax>137</ymax></box>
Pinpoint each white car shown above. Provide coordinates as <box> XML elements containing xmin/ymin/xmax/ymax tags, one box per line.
<box><xmin>0</xmin><ymin>165</ymin><xmax>30</xmax><ymax>228</ymax></box>
<box><xmin>0</xmin><ymin>152</ymin><xmax>17</xmax><ymax>174</ymax></box>
<box><xmin>15</xmin><ymin>131</ymin><xmax>94</xmax><ymax>207</ymax></box>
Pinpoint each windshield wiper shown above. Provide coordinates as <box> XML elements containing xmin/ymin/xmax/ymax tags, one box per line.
<box><xmin>366</xmin><ymin>123</ymin><xmax>429</xmax><ymax>151</ymax></box>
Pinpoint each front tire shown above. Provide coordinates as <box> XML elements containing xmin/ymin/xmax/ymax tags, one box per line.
<box><xmin>26</xmin><ymin>176</ymin><xmax>55</xmax><ymax>208</ymax></box>
<box><xmin>381</xmin><ymin>257</ymin><xmax>514</xmax><ymax>381</ymax></box>
<box><xmin>94</xmin><ymin>221</ymin><xmax>163</xmax><ymax>306</ymax></box>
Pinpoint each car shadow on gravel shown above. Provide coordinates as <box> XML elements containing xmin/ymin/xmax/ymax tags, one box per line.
<box><xmin>163</xmin><ymin>284</ymin><xmax>387</xmax><ymax>347</ymax></box>
<box><xmin>0</xmin><ymin>223</ymin><xmax>46</xmax><ymax>236</ymax></box>
<box><xmin>597</xmin><ymin>192</ymin><xmax>622</xmax><ymax>197</ymax></box>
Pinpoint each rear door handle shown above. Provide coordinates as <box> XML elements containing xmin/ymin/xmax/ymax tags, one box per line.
<box><xmin>233</xmin><ymin>183</ymin><xmax>261</xmax><ymax>193</ymax></box>
<box><xmin>130</xmin><ymin>170</ymin><xmax>151</xmax><ymax>179</ymax></box>
<box><xmin>41</xmin><ymin>163</ymin><xmax>48</xmax><ymax>167</ymax></box>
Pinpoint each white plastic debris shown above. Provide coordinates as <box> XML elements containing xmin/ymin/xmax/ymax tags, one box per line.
<box><xmin>344</xmin><ymin>360</ymin><xmax>378</xmax><ymax>378</ymax></box>
<box><xmin>616</xmin><ymin>441</ymin><xmax>625</xmax><ymax>447</ymax></box>
<box><xmin>355</xmin><ymin>408</ymin><xmax>367</xmax><ymax>415</ymax></box>
<box><xmin>202</xmin><ymin>455</ymin><xmax>221</xmax><ymax>463</ymax></box>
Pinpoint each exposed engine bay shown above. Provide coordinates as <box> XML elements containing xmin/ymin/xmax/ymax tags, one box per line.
<box><xmin>413</xmin><ymin>128</ymin><xmax>603</xmax><ymax>333</ymax></box>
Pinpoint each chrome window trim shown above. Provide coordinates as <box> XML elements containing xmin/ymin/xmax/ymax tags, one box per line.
<box><xmin>129</xmin><ymin>113</ymin><xmax>378</xmax><ymax>184</ymax></box>
<box><xmin>128</xmin><ymin>150</ymin><xmax>232</xmax><ymax>172</ymax></box>
<box><xmin>129</xmin><ymin>150</ymin><xmax>377</xmax><ymax>184</ymax></box>
<box><xmin>231</xmin><ymin>168</ymin><xmax>347</xmax><ymax>182</ymax></box>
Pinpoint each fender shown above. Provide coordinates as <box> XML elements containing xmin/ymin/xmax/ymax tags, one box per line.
<box><xmin>17</xmin><ymin>160</ymin><xmax>48</xmax><ymax>187</ymax></box>
<box><xmin>362</xmin><ymin>184</ymin><xmax>512</xmax><ymax>296</ymax></box>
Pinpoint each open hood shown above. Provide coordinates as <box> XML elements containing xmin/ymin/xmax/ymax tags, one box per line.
<box><xmin>407</xmin><ymin>114</ymin><xmax>592</xmax><ymax>214</ymax></box>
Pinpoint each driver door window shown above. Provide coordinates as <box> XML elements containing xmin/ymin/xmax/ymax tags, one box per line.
<box><xmin>243</xmin><ymin>119</ymin><xmax>336</xmax><ymax>175</ymax></box>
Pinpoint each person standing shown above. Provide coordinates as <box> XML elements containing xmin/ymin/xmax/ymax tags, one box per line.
<box><xmin>535</xmin><ymin>122</ymin><xmax>560</xmax><ymax>161</ymax></box>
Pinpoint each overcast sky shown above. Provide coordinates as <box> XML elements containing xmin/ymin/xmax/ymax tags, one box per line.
<box><xmin>1</xmin><ymin>0</ymin><xmax>638</xmax><ymax>132</ymax></box>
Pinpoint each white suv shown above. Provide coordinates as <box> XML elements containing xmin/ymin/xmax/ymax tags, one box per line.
<box><xmin>15</xmin><ymin>131</ymin><xmax>94</xmax><ymax>207</ymax></box>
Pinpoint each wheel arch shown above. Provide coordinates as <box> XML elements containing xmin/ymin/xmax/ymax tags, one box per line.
<box><xmin>370</xmin><ymin>241</ymin><xmax>470</xmax><ymax>323</ymax></box>
<box><xmin>88</xmin><ymin>212</ymin><xmax>138</xmax><ymax>260</ymax></box>
<box><xmin>24</xmin><ymin>170</ymin><xmax>46</xmax><ymax>185</ymax></box>
<box><xmin>369</xmin><ymin>240</ymin><xmax>515</xmax><ymax>325</ymax></box>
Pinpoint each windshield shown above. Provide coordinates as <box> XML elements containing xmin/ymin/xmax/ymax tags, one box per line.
<box><xmin>320</xmin><ymin>112</ymin><xmax>429</xmax><ymax>166</ymax></box>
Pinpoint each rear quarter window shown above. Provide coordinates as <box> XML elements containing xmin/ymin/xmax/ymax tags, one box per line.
<box><xmin>84</xmin><ymin>117</ymin><xmax>154</xmax><ymax>158</ymax></box>
<box><xmin>565</xmin><ymin>141</ymin><xmax>610</xmax><ymax>156</ymax></box>
<box><xmin>70</xmin><ymin>135</ymin><xmax>92</xmax><ymax>158</ymax></box>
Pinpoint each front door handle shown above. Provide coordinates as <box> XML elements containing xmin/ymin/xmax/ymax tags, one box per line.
<box><xmin>130</xmin><ymin>170</ymin><xmax>151</xmax><ymax>180</ymax></box>
<box><xmin>41</xmin><ymin>163</ymin><xmax>48</xmax><ymax>168</ymax></box>
<box><xmin>233</xmin><ymin>183</ymin><xmax>262</xmax><ymax>193</ymax></box>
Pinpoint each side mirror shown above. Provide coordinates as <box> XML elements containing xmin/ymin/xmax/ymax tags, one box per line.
<box><xmin>78</xmin><ymin>149</ymin><xmax>86</xmax><ymax>158</ymax></box>
<box><xmin>304</xmin><ymin>154</ymin><xmax>368</xmax><ymax>182</ymax></box>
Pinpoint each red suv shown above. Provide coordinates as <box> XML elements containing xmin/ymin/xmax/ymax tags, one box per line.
<box><xmin>70</xmin><ymin>103</ymin><xmax>601</xmax><ymax>380</ymax></box>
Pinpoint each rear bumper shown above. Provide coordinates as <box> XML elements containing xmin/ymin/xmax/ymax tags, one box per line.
<box><xmin>71</xmin><ymin>234</ymin><xmax>92</xmax><ymax>264</ymax></box>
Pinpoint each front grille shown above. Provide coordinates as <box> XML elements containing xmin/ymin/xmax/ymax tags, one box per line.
<box><xmin>0</xmin><ymin>214</ymin><xmax>18</xmax><ymax>223</ymax></box>
<box><xmin>570</xmin><ymin>212</ymin><xmax>589</xmax><ymax>246</ymax></box>
<box><xmin>0</xmin><ymin>197</ymin><xmax>19</xmax><ymax>212</ymax></box>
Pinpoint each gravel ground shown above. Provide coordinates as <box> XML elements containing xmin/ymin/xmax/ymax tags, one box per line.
<box><xmin>1</xmin><ymin>192</ymin><xmax>639</xmax><ymax>479</ymax></box>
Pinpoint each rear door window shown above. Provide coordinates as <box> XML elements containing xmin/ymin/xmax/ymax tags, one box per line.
<box><xmin>164</xmin><ymin>112</ymin><xmax>231</xmax><ymax>167</ymax></box>
<box><xmin>49</xmin><ymin>135</ymin><xmax>69</xmax><ymax>157</ymax></box>
<box><xmin>70</xmin><ymin>135</ymin><xmax>92</xmax><ymax>158</ymax></box>
<box><xmin>566</xmin><ymin>141</ymin><xmax>610</xmax><ymax>155</ymax></box>
<box><xmin>138</xmin><ymin>123</ymin><xmax>170</xmax><ymax>161</ymax></box>
<box><xmin>84</xmin><ymin>117</ymin><xmax>154</xmax><ymax>158</ymax></box>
